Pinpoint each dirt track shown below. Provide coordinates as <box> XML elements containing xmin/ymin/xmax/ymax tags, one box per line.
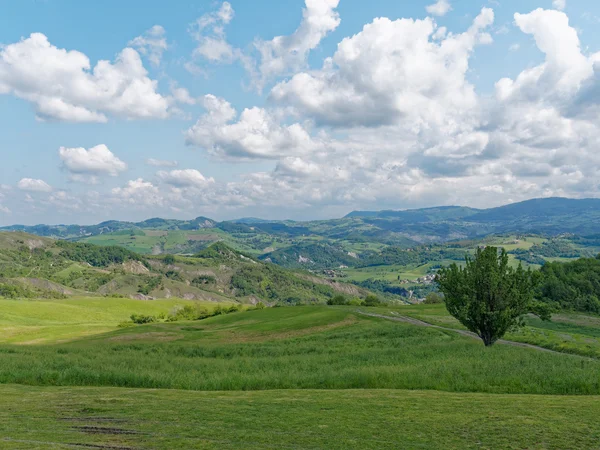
<box><xmin>357</xmin><ymin>311</ymin><xmax>582</xmax><ymax>356</ymax></box>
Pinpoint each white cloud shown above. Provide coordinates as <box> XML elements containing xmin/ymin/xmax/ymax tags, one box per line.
<box><xmin>157</xmin><ymin>169</ymin><xmax>215</xmax><ymax>188</ymax></box>
<box><xmin>552</xmin><ymin>0</ymin><xmax>566</xmax><ymax>11</ymax></box>
<box><xmin>146</xmin><ymin>158</ymin><xmax>178</xmax><ymax>167</ymax></box>
<box><xmin>0</xmin><ymin>33</ymin><xmax>172</xmax><ymax>122</ymax></box>
<box><xmin>17</xmin><ymin>178</ymin><xmax>52</xmax><ymax>193</ymax></box>
<box><xmin>59</xmin><ymin>145</ymin><xmax>127</xmax><ymax>183</ymax></box>
<box><xmin>509</xmin><ymin>43</ymin><xmax>520</xmax><ymax>52</ymax></box>
<box><xmin>170</xmin><ymin>84</ymin><xmax>197</xmax><ymax>105</ymax></box>
<box><xmin>271</xmin><ymin>8</ymin><xmax>494</xmax><ymax>129</ymax></box>
<box><xmin>111</xmin><ymin>179</ymin><xmax>163</xmax><ymax>207</ymax></box>
<box><xmin>128</xmin><ymin>25</ymin><xmax>168</xmax><ymax>67</ymax></box>
<box><xmin>426</xmin><ymin>0</ymin><xmax>452</xmax><ymax>17</ymax></box>
<box><xmin>186</xmin><ymin>95</ymin><xmax>316</xmax><ymax>159</ymax></box>
<box><xmin>10</xmin><ymin>5</ymin><xmax>600</xmax><ymax>221</ymax></box>
<box><xmin>250</xmin><ymin>0</ymin><xmax>340</xmax><ymax>90</ymax></box>
<box><xmin>189</xmin><ymin>2</ymin><xmax>236</xmax><ymax>64</ymax></box>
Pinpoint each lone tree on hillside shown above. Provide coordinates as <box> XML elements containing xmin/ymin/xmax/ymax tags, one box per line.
<box><xmin>436</xmin><ymin>246</ymin><xmax>549</xmax><ymax>347</ymax></box>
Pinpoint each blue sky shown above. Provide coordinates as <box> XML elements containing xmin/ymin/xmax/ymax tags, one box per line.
<box><xmin>1</xmin><ymin>0</ymin><xmax>600</xmax><ymax>225</ymax></box>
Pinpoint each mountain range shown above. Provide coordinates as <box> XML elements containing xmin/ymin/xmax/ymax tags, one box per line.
<box><xmin>4</xmin><ymin>197</ymin><xmax>600</xmax><ymax>244</ymax></box>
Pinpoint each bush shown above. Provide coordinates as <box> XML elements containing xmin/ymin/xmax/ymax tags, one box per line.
<box><xmin>363</xmin><ymin>295</ymin><xmax>382</xmax><ymax>307</ymax></box>
<box><xmin>167</xmin><ymin>303</ymin><xmax>242</xmax><ymax>322</ymax></box>
<box><xmin>163</xmin><ymin>255</ymin><xmax>176</xmax><ymax>265</ymax></box>
<box><xmin>130</xmin><ymin>314</ymin><xmax>157</xmax><ymax>324</ymax></box>
<box><xmin>191</xmin><ymin>275</ymin><xmax>217</xmax><ymax>287</ymax></box>
<box><xmin>424</xmin><ymin>292</ymin><xmax>444</xmax><ymax>304</ymax></box>
<box><xmin>165</xmin><ymin>270</ymin><xmax>184</xmax><ymax>282</ymax></box>
<box><xmin>327</xmin><ymin>295</ymin><xmax>349</xmax><ymax>306</ymax></box>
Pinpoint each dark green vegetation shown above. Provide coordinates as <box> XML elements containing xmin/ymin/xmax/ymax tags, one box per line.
<box><xmin>538</xmin><ymin>255</ymin><xmax>600</xmax><ymax>313</ymax></box>
<box><xmin>2</xmin><ymin>385</ymin><xmax>599</xmax><ymax>450</ymax></box>
<box><xmin>0</xmin><ymin>232</ymin><xmax>371</xmax><ymax>305</ymax></box>
<box><xmin>5</xmin><ymin>198</ymin><xmax>600</xmax><ymax>307</ymax></box>
<box><xmin>438</xmin><ymin>247</ymin><xmax>547</xmax><ymax>346</ymax></box>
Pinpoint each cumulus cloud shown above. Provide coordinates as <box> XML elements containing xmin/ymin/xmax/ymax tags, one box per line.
<box><xmin>552</xmin><ymin>0</ymin><xmax>566</xmax><ymax>11</ymax></box>
<box><xmin>170</xmin><ymin>84</ymin><xmax>197</xmax><ymax>105</ymax></box>
<box><xmin>0</xmin><ymin>33</ymin><xmax>171</xmax><ymax>122</ymax></box>
<box><xmin>11</xmin><ymin>5</ymin><xmax>600</xmax><ymax>221</ymax></box>
<box><xmin>157</xmin><ymin>169</ymin><xmax>215</xmax><ymax>188</ymax></box>
<box><xmin>128</xmin><ymin>25</ymin><xmax>168</xmax><ymax>67</ymax></box>
<box><xmin>189</xmin><ymin>2</ymin><xmax>236</xmax><ymax>65</ymax></box>
<box><xmin>146</xmin><ymin>158</ymin><xmax>178</xmax><ymax>167</ymax></box>
<box><xmin>17</xmin><ymin>178</ymin><xmax>52</xmax><ymax>193</ymax></box>
<box><xmin>249</xmin><ymin>0</ymin><xmax>340</xmax><ymax>90</ymax></box>
<box><xmin>59</xmin><ymin>145</ymin><xmax>127</xmax><ymax>183</ymax></box>
<box><xmin>111</xmin><ymin>179</ymin><xmax>163</xmax><ymax>207</ymax></box>
<box><xmin>271</xmin><ymin>8</ymin><xmax>494</xmax><ymax>130</ymax></box>
<box><xmin>426</xmin><ymin>0</ymin><xmax>452</xmax><ymax>17</ymax></box>
<box><xmin>185</xmin><ymin>95</ymin><xmax>316</xmax><ymax>159</ymax></box>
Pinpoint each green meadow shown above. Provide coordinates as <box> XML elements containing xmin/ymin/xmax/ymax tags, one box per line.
<box><xmin>1</xmin><ymin>299</ymin><xmax>600</xmax><ymax>448</ymax></box>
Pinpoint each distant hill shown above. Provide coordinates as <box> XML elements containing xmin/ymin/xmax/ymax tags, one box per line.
<box><xmin>0</xmin><ymin>232</ymin><xmax>372</xmax><ymax>304</ymax></box>
<box><xmin>345</xmin><ymin>206</ymin><xmax>481</xmax><ymax>221</ymax></box>
<box><xmin>5</xmin><ymin>198</ymin><xmax>600</xmax><ymax>261</ymax></box>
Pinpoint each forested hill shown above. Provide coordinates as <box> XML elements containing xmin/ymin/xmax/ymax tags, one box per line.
<box><xmin>4</xmin><ymin>197</ymin><xmax>600</xmax><ymax>245</ymax></box>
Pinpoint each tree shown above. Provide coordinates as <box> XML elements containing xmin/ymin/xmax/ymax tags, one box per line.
<box><xmin>436</xmin><ymin>247</ymin><xmax>548</xmax><ymax>347</ymax></box>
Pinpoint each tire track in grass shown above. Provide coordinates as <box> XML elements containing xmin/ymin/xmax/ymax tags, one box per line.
<box><xmin>356</xmin><ymin>310</ymin><xmax>591</xmax><ymax>357</ymax></box>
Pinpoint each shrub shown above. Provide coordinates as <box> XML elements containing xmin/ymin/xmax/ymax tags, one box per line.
<box><xmin>191</xmin><ymin>275</ymin><xmax>217</xmax><ymax>287</ymax></box>
<box><xmin>327</xmin><ymin>295</ymin><xmax>349</xmax><ymax>306</ymax></box>
<box><xmin>363</xmin><ymin>295</ymin><xmax>382</xmax><ymax>307</ymax></box>
<box><xmin>424</xmin><ymin>292</ymin><xmax>444</xmax><ymax>304</ymax></box>
<box><xmin>163</xmin><ymin>255</ymin><xmax>175</xmax><ymax>265</ymax></box>
<box><xmin>130</xmin><ymin>314</ymin><xmax>157</xmax><ymax>324</ymax></box>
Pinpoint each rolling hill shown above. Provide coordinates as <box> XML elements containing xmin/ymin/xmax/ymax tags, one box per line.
<box><xmin>0</xmin><ymin>232</ymin><xmax>372</xmax><ymax>305</ymax></box>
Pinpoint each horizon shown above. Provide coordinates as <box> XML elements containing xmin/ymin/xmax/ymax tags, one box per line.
<box><xmin>3</xmin><ymin>0</ymin><xmax>600</xmax><ymax>225</ymax></box>
<box><xmin>1</xmin><ymin>195</ymin><xmax>595</xmax><ymax>228</ymax></box>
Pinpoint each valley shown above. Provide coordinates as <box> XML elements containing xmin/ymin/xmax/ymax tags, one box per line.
<box><xmin>2</xmin><ymin>197</ymin><xmax>600</xmax><ymax>448</ymax></box>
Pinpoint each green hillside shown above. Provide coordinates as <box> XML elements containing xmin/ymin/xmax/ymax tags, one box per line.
<box><xmin>0</xmin><ymin>232</ymin><xmax>373</xmax><ymax>305</ymax></box>
<box><xmin>0</xmin><ymin>304</ymin><xmax>600</xmax><ymax>447</ymax></box>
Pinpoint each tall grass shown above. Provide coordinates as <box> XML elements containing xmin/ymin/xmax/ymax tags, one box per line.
<box><xmin>0</xmin><ymin>308</ymin><xmax>598</xmax><ymax>394</ymax></box>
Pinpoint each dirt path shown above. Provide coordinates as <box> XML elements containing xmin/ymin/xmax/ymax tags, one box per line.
<box><xmin>357</xmin><ymin>311</ymin><xmax>580</xmax><ymax>356</ymax></box>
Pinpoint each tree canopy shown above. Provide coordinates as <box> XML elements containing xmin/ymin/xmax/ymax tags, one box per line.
<box><xmin>436</xmin><ymin>247</ymin><xmax>548</xmax><ymax>346</ymax></box>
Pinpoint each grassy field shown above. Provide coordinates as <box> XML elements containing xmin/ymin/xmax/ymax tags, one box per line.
<box><xmin>383</xmin><ymin>303</ymin><xmax>600</xmax><ymax>358</ymax></box>
<box><xmin>0</xmin><ymin>297</ymin><xmax>234</xmax><ymax>344</ymax></box>
<box><xmin>2</xmin><ymin>302</ymin><xmax>600</xmax><ymax>448</ymax></box>
<box><xmin>1</xmin><ymin>306</ymin><xmax>599</xmax><ymax>394</ymax></box>
<box><xmin>2</xmin><ymin>385</ymin><xmax>599</xmax><ymax>449</ymax></box>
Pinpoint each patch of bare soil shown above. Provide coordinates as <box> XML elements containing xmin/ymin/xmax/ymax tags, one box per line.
<box><xmin>73</xmin><ymin>426</ymin><xmax>141</xmax><ymax>436</ymax></box>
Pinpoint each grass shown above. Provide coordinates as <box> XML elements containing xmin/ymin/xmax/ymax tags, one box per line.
<box><xmin>1</xmin><ymin>307</ymin><xmax>599</xmax><ymax>394</ymax></box>
<box><xmin>383</xmin><ymin>303</ymin><xmax>600</xmax><ymax>358</ymax></box>
<box><xmin>1</xmin><ymin>385</ymin><xmax>599</xmax><ymax>449</ymax></box>
<box><xmin>0</xmin><ymin>297</ymin><xmax>235</xmax><ymax>344</ymax></box>
<box><xmin>2</xmin><ymin>302</ymin><xmax>600</xmax><ymax>448</ymax></box>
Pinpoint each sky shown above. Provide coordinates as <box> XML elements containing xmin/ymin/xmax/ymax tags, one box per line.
<box><xmin>2</xmin><ymin>0</ymin><xmax>600</xmax><ymax>225</ymax></box>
